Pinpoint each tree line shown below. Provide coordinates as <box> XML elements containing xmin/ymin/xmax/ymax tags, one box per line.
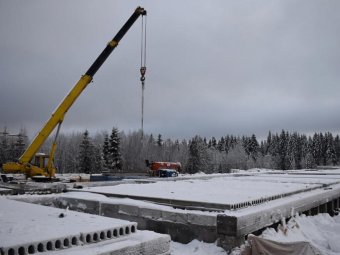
<box><xmin>186</xmin><ymin>131</ymin><xmax>340</xmax><ymax>173</ymax></box>
<box><xmin>1</xmin><ymin>127</ymin><xmax>340</xmax><ymax>174</ymax></box>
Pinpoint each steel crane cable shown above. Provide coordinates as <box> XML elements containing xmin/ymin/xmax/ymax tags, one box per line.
<box><xmin>140</xmin><ymin>15</ymin><xmax>147</xmax><ymax>135</ymax></box>
<box><xmin>140</xmin><ymin>15</ymin><xmax>147</xmax><ymax>80</ymax></box>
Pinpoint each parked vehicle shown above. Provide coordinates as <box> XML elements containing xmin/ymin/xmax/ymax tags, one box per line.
<box><xmin>156</xmin><ymin>169</ymin><xmax>179</xmax><ymax>178</ymax></box>
<box><xmin>145</xmin><ymin>160</ymin><xmax>181</xmax><ymax>177</ymax></box>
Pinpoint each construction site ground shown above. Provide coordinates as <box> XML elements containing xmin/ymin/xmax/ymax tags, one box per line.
<box><xmin>1</xmin><ymin>168</ymin><xmax>340</xmax><ymax>254</ymax></box>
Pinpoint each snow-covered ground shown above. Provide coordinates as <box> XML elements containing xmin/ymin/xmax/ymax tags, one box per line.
<box><xmin>260</xmin><ymin>213</ymin><xmax>340</xmax><ymax>255</ymax></box>
<box><xmin>171</xmin><ymin>240</ymin><xmax>227</xmax><ymax>255</ymax></box>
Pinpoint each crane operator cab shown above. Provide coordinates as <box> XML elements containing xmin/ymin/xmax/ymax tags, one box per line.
<box><xmin>29</xmin><ymin>153</ymin><xmax>57</xmax><ymax>182</ymax></box>
<box><xmin>34</xmin><ymin>153</ymin><xmax>49</xmax><ymax>170</ymax></box>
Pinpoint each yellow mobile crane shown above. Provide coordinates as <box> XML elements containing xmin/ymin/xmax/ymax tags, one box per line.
<box><xmin>2</xmin><ymin>7</ymin><xmax>147</xmax><ymax>180</ymax></box>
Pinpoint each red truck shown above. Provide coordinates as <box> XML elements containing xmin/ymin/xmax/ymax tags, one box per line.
<box><xmin>145</xmin><ymin>160</ymin><xmax>181</xmax><ymax>177</ymax></box>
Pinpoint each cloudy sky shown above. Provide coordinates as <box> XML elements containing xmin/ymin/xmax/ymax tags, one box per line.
<box><xmin>1</xmin><ymin>0</ymin><xmax>339</xmax><ymax>140</ymax></box>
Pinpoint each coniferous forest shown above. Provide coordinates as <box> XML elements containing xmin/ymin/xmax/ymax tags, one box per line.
<box><xmin>1</xmin><ymin>128</ymin><xmax>340</xmax><ymax>174</ymax></box>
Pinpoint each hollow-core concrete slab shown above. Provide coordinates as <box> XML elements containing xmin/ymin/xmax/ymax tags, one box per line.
<box><xmin>0</xmin><ymin>197</ymin><xmax>170</xmax><ymax>255</ymax></box>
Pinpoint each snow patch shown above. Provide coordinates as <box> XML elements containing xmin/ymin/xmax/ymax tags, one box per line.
<box><xmin>231</xmin><ymin>213</ymin><xmax>340</xmax><ymax>255</ymax></box>
<box><xmin>171</xmin><ymin>240</ymin><xmax>227</xmax><ymax>255</ymax></box>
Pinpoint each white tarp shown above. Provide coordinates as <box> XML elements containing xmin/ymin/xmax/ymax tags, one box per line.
<box><xmin>242</xmin><ymin>234</ymin><xmax>321</xmax><ymax>255</ymax></box>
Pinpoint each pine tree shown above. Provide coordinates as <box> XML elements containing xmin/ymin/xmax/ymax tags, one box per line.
<box><xmin>278</xmin><ymin>130</ymin><xmax>289</xmax><ymax>170</ymax></box>
<box><xmin>13</xmin><ymin>134</ymin><xmax>26</xmax><ymax>160</ymax></box>
<box><xmin>266</xmin><ymin>131</ymin><xmax>272</xmax><ymax>155</ymax></box>
<box><xmin>208</xmin><ymin>139</ymin><xmax>212</xmax><ymax>148</ymax></box>
<box><xmin>203</xmin><ymin>137</ymin><xmax>207</xmax><ymax>146</ymax></box>
<box><xmin>109</xmin><ymin>127</ymin><xmax>122</xmax><ymax>171</ymax></box>
<box><xmin>102</xmin><ymin>133</ymin><xmax>110</xmax><ymax>170</ymax></box>
<box><xmin>187</xmin><ymin>136</ymin><xmax>210</xmax><ymax>174</ymax></box>
<box><xmin>157</xmin><ymin>134</ymin><xmax>163</xmax><ymax>147</ymax></box>
<box><xmin>312</xmin><ymin>133</ymin><xmax>322</xmax><ymax>165</ymax></box>
<box><xmin>304</xmin><ymin>141</ymin><xmax>316</xmax><ymax>169</ymax></box>
<box><xmin>8</xmin><ymin>140</ymin><xmax>17</xmax><ymax>162</ymax></box>
<box><xmin>300</xmin><ymin>134</ymin><xmax>309</xmax><ymax>166</ymax></box>
<box><xmin>296</xmin><ymin>133</ymin><xmax>304</xmax><ymax>169</ymax></box>
<box><xmin>319</xmin><ymin>133</ymin><xmax>327</xmax><ymax>165</ymax></box>
<box><xmin>77</xmin><ymin>130</ymin><xmax>95</xmax><ymax>174</ymax></box>
<box><xmin>0</xmin><ymin>134</ymin><xmax>8</xmax><ymax>166</ymax></box>
<box><xmin>325</xmin><ymin>132</ymin><xmax>336</xmax><ymax>165</ymax></box>
<box><xmin>217</xmin><ymin>137</ymin><xmax>225</xmax><ymax>152</ymax></box>
<box><xmin>248</xmin><ymin>134</ymin><xmax>259</xmax><ymax>161</ymax></box>
<box><xmin>93</xmin><ymin>145</ymin><xmax>103</xmax><ymax>173</ymax></box>
<box><xmin>288</xmin><ymin>132</ymin><xmax>303</xmax><ymax>169</ymax></box>
<box><xmin>211</xmin><ymin>137</ymin><xmax>217</xmax><ymax>148</ymax></box>
<box><xmin>335</xmin><ymin>135</ymin><xmax>340</xmax><ymax>164</ymax></box>
<box><xmin>225</xmin><ymin>135</ymin><xmax>230</xmax><ymax>153</ymax></box>
<box><xmin>230</xmin><ymin>135</ymin><xmax>238</xmax><ymax>150</ymax></box>
<box><xmin>259</xmin><ymin>141</ymin><xmax>266</xmax><ymax>156</ymax></box>
<box><xmin>270</xmin><ymin>133</ymin><xmax>280</xmax><ymax>157</ymax></box>
<box><xmin>148</xmin><ymin>134</ymin><xmax>155</xmax><ymax>145</ymax></box>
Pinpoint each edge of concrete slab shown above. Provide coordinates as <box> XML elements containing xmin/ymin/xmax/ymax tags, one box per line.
<box><xmin>49</xmin><ymin>230</ymin><xmax>171</xmax><ymax>255</ymax></box>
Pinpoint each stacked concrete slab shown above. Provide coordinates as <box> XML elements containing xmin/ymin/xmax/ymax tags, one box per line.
<box><xmin>0</xmin><ymin>198</ymin><xmax>170</xmax><ymax>255</ymax></box>
<box><xmin>0</xmin><ymin>187</ymin><xmax>13</xmax><ymax>196</ymax></box>
<box><xmin>49</xmin><ymin>231</ymin><xmax>170</xmax><ymax>255</ymax></box>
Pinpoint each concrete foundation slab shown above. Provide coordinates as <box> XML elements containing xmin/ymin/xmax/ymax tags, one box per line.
<box><xmin>81</xmin><ymin>172</ymin><xmax>340</xmax><ymax>211</ymax></box>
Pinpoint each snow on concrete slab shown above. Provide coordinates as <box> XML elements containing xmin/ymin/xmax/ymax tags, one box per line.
<box><xmin>49</xmin><ymin>230</ymin><xmax>171</xmax><ymax>255</ymax></box>
<box><xmin>62</xmin><ymin>182</ymin><xmax>340</xmax><ymax>219</ymax></box>
<box><xmin>84</xmin><ymin>174</ymin><xmax>329</xmax><ymax>205</ymax></box>
<box><xmin>0</xmin><ymin>197</ymin><xmax>137</xmax><ymax>254</ymax></box>
<box><xmin>236</xmin><ymin>173</ymin><xmax>340</xmax><ymax>184</ymax></box>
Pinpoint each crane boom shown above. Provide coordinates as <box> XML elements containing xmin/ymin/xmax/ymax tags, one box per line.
<box><xmin>3</xmin><ymin>7</ymin><xmax>147</xmax><ymax>178</ymax></box>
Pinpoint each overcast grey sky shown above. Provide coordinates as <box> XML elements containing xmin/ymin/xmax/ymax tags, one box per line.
<box><xmin>1</xmin><ymin>0</ymin><xmax>339</xmax><ymax>140</ymax></box>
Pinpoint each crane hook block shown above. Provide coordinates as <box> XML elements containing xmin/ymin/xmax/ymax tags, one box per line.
<box><xmin>140</xmin><ymin>66</ymin><xmax>146</xmax><ymax>76</ymax></box>
<box><xmin>140</xmin><ymin>66</ymin><xmax>146</xmax><ymax>81</ymax></box>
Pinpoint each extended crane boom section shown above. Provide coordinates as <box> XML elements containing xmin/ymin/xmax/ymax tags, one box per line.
<box><xmin>2</xmin><ymin>7</ymin><xmax>146</xmax><ymax>179</ymax></box>
<box><xmin>86</xmin><ymin>7</ymin><xmax>146</xmax><ymax>77</ymax></box>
